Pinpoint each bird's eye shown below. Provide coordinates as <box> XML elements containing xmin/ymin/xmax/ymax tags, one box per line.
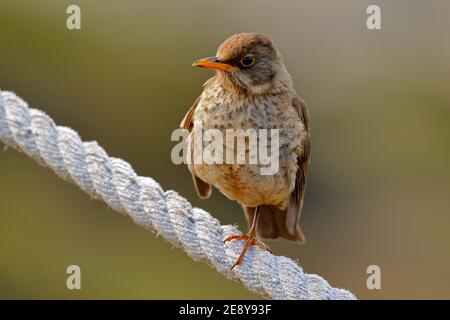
<box><xmin>240</xmin><ymin>54</ymin><xmax>255</xmax><ymax>68</ymax></box>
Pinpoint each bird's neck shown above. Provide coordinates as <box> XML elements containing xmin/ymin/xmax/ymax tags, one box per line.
<box><xmin>216</xmin><ymin>73</ymin><xmax>294</xmax><ymax>101</ymax></box>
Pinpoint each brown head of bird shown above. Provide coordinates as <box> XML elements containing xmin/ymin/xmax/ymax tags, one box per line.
<box><xmin>192</xmin><ymin>33</ymin><xmax>294</xmax><ymax>96</ymax></box>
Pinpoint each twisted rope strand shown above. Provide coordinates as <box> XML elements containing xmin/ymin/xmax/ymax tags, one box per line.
<box><xmin>0</xmin><ymin>89</ymin><xmax>356</xmax><ymax>300</ymax></box>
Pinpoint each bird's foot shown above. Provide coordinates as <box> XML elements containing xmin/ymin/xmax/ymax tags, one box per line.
<box><xmin>224</xmin><ymin>233</ymin><xmax>272</xmax><ymax>270</ymax></box>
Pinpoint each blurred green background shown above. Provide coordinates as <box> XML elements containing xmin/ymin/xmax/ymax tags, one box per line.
<box><xmin>1</xmin><ymin>0</ymin><xmax>449</xmax><ymax>299</ymax></box>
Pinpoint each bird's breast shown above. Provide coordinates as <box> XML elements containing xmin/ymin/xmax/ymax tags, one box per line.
<box><xmin>188</xmin><ymin>85</ymin><xmax>304</xmax><ymax>207</ymax></box>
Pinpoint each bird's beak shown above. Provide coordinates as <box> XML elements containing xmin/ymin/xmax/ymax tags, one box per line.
<box><xmin>192</xmin><ymin>56</ymin><xmax>238</xmax><ymax>72</ymax></box>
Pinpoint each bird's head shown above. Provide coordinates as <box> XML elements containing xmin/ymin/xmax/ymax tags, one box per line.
<box><xmin>193</xmin><ymin>33</ymin><xmax>293</xmax><ymax>95</ymax></box>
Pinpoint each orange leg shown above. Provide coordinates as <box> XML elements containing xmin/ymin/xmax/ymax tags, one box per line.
<box><xmin>224</xmin><ymin>206</ymin><xmax>272</xmax><ymax>270</ymax></box>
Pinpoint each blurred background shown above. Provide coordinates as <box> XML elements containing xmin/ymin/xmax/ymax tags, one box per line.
<box><xmin>0</xmin><ymin>0</ymin><xmax>449</xmax><ymax>299</ymax></box>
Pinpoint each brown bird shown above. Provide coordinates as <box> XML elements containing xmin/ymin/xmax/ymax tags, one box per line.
<box><xmin>180</xmin><ymin>32</ymin><xmax>310</xmax><ymax>269</ymax></box>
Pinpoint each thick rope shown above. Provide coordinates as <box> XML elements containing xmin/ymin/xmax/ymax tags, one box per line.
<box><xmin>0</xmin><ymin>89</ymin><xmax>356</xmax><ymax>300</ymax></box>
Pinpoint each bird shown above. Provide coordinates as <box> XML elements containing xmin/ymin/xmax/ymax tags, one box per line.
<box><xmin>180</xmin><ymin>32</ymin><xmax>310</xmax><ymax>269</ymax></box>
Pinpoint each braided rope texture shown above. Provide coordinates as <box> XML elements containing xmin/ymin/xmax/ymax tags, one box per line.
<box><xmin>0</xmin><ymin>89</ymin><xmax>356</xmax><ymax>300</ymax></box>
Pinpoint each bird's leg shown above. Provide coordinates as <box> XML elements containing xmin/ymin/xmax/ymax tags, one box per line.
<box><xmin>224</xmin><ymin>206</ymin><xmax>272</xmax><ymax>270</ymax></box>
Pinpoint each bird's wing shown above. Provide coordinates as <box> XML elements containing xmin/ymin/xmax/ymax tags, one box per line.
<box><xmin>286</xmin><ymin>96</ymin><xmax>311</xmax><ymax>239</ymax></box>
<box><xmin>180</xmin><ymin>96</ymin><xmax>212</xmax><ymax>199</ymax></box>
<box><xmin>180</xmin><ymin>77</ymin><xmax>217</xmax><ymax>130</ymax></box>
<box><xmin>180</xmin><ymin>96</ymin><xmax>200</xmax><ymax>130</ymax></box>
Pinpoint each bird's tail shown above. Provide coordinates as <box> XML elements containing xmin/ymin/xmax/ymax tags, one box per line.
<box><xmin>243</xmin><ymin>205</ymin><xmax>305</xmax><ymax>242</ymax></box>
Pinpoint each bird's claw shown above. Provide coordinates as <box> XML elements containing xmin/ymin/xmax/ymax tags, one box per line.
<box><xmin>224</xmin><ymin>233</ymin><xmax>272</xmax><ymax>270</ymax></box>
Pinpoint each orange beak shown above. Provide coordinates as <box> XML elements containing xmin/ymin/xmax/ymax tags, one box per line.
<box><xmin>192</xmin><ymin>56</ymin><xmax>239</xmax><ymax>72</ymax></box>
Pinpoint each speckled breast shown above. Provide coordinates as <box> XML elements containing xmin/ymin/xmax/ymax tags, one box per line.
<box><xmin>187</xmin><ymin>84</ymin><xmax>304</xmax><ymax>207</ymax></box>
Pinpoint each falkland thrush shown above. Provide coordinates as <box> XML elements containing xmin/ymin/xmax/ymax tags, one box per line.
<box><xmin>180</xmin><ymin>32</ymin><xmax>311</xmax><ymax>269</ymax></box>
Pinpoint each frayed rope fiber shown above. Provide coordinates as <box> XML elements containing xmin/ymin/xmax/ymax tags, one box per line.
<box><xmin>0</xmin><ymin>89</ymin><xmax>356</xmax><ymax>300</ymax></box>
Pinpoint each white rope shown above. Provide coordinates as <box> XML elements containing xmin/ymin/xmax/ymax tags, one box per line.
<box><xmin>0</xmin><ymin>89</ymin><xmax>356</xmax><ymax>300</ymax></box>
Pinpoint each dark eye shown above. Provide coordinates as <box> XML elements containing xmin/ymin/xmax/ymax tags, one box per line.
<box><xmin>240</xmin><ymin>54</ymin><xmax>255</xmax><ymax>68</ymax></box>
